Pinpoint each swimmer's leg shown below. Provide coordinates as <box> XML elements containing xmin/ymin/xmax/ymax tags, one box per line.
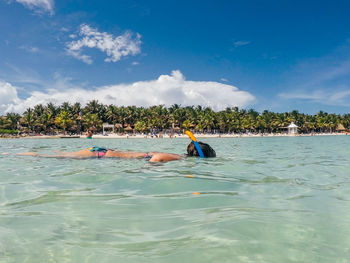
<box><xmin>17</xmin><ymin>152</ymin><xmax>39</xmax><ymax>156</ymax></box>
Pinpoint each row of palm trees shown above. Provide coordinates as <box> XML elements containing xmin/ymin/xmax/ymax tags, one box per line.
<box><xmin>0</xmin><ymin>100</ymin><xmax>349</xmax><ymax>134</ymax></box>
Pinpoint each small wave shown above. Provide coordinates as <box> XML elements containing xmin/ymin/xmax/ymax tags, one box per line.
<box><xmin>239</xmin><ymin>176</ymin><xmax>291</xmax><ymax>184</ymax></box>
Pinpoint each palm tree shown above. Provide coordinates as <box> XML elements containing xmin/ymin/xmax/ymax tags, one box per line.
<box><xmin>148</xmin><ymin>105</ymin><xmax>168</xmax><ymax>130</ymax></box>
<box><xmin>134</xmin><ymin>120</ymin><xmax>147</xmax><ymax>133</ymax></box>
<box><xmin>60</xmin><ymin>102</ymin><xmax>72</xmax><ymax>113</ymax></box>
<box><xmin>257</xmin><ymin>110</ymin><xmax>273</xmax><ymax>133</ymax></box>
<box><xmin>216</xmin><ymin>111</ymin><xmax>227</xmax><ymax>132</ymax></box>
<box><xmin>40</xmin><ymin>110</ymin><xmax>54</xmax><ymax>134</ymax></box>
<box><xmin>46</xmin><ymin>102</ymin><xmax>58</xmax><ymax>118</ymax></box>
<box><xmin>0</xmin><ymin>116</ymin><xmax>10</xmax><ymax>130</ymax></box>
<box><xmin>33</xmin><ymin>104</ymin><xmax>44</xmax><ymax>118</ymax></box>
<box><xmin>85</xmin><ymin>100</ymin><xmax>106</xmax><ymax>122</ymax></box>
<box><xmin>55</xmin><ymin>111</ymin><xmax>73</xmax><ymax>135</ymax></box>
<box><xmin>72</xmin><ymin>102</ymin><xmax>82</xmax><ymax>116</ymax></box>
<box><xmin>82</xmin><ymin>113</ymin><xmax>102</xmax><ymax>132</ymax></box>
<box><xmin>316</xmin><ymin>111</ymin><xmax>327</xmax><ymax>132</ymax></box>
<box><xmin>106</xmin><ymin>105</ymin><xmax>118</xmax><ymax>125</ymax></box>
<box><xmin>21</xmin><ymin>108</ymin><xmax>35</xmax><ymax>133</ymax></box>
<box><xmin>182</xmin><ymin>119</ymin><xmax>191</xmax><ymax>130</ymax></box>
<box><xmin>6</xmin><ymin>112</ymin><xmax>21</xmax><ymax>130</ymax></box>
<box><xmin>117</xmin><ymin>106</ymin><xmax>129</xmax><ymax>126</ymax></box>
<box><xmin>202</xmin><ymin>107</ymin><xmax>215</xmax><ymax>132</ymax></box>
<box><xmin>342</xmin><ymin>114</ymin><xmax>350</xmax><ymax>130</ymax></box>
<box><xmin>4</xmin><ymin>101</ymin><xmax>350</xmax><ymax>136</ymax></box>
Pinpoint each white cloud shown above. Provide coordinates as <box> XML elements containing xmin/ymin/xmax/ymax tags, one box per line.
<box><xmin>329</xmin><ymin>90</ymin><xmax>350</xmax><ymax>102</ymax></box>
<box><xmin>0</xmin><ymin>81</ymin><xmax>22</xmax><ymax>114</ymax></box>
<box><xmin>0</xmin><ymin>70</ymin><xmax>255</xmax><ymax>114</ymax></box>
<box><xmin>233</xmin><ymin>41</ymin><xmax>250</xmax><ymax>47</ymax></box>
<box><xmin>280</xmin><ymin>41</ymin><xmax>350</xmax><ymax>85</ymax></box>
<box><xmin>279</xmin><ymin>91</ymin><xmax>325</xmax><ymax>100</ymax></box>
<box><xmin>220</xmin><ymin>78</ymin><xmax>228</xmax><ymax>82</ymax></box>
<box><xmin>19</xmin><ymin>45</ymin><xmax>39</xmax><ymax>53</ymax></box>
<box><xmin>66</xmin><ymin>24</ymin><xmax>142</xmax><ymax>64</ymax></box>
<box><xmin>277</xmin><ymin>42</ymin><xmax>350</xmax><ymax>108</ymax></box>
<box><xmin>14</xmin><ymin>0</ymin><xmax>54</xmax><ymax>15</ymax></box>
<box><xmin>279</xmin><ymin>88</ymin><xmax>350</xmax><ymax>107</ymax></box>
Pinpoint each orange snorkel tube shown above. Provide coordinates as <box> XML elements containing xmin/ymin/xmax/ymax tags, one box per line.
<box><xmin>185</xmin><ymin>131</ymin><xmax>205</xmax><ymax>158</ymax></box>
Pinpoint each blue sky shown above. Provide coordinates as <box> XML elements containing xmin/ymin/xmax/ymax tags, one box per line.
<box><xmin>1</xmin><ymin>0</ymin><xmax>350</xmax><ymax>114</ymax></box>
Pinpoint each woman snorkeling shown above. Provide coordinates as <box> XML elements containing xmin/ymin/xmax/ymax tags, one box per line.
<box><xmin>18</xmin><ymin>131</ymin><xmax>215</xmax><ymax>162</ymax></box>
<box><xmin>18</xmin><ymin>141</ymin><xmax>216</xmax><ymax>162</ymax></box>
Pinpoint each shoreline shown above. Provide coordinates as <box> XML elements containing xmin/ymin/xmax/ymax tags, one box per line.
<box><xmin>1</xmin><ymin>132</ymin><xmax>348</xmax><ymax>139</ymax></box>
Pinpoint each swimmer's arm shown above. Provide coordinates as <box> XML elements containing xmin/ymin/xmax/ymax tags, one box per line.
<box><xmin>148</xmin><ymin>153</ymin><xmax>182</xmax><ymax>162</ymax></box>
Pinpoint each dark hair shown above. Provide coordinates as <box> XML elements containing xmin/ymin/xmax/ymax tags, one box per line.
<box><xmin>187</xmin><ymin>141</ymin><xmax>216</xmax><ymax>157</ymax></box>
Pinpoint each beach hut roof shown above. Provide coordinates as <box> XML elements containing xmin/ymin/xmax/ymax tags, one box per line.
<box><xmin>336</xmin><ymin>123</ymin><xmax>346</xmax><ymax>131</ymax></box>
<box><xmin>103</xmin><ymin>123</ymin><xmax>114</xmax><ymax>128</ymax></box>
<box><xmin>288</xmin><ymin>122</ymin><xmax>298</xmax><ymax>128</ymax></box>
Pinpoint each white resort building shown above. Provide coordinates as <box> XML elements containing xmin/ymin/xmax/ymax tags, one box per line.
<box><xmin>287</xmin><ymin>122</ymin><xmax>298</xmax><ymax>134</ymax></box>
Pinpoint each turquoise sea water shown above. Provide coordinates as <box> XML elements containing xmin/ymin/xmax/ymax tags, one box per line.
<box><xmin>1</xmin><ymin>136</ymin><xmax>350</xmax><ymax>262</ymax></box>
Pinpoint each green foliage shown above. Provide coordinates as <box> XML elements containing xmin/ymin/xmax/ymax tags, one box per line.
<box><xmin>1</xmin><ymin>101</ymin><xmax>350</xmax><ymax>134</ymax></box>
<box><xmin>182</xmin><ymin>119</ymin><xmax>191</xmax><ymax>130</ymax></box>
<box><xmin>0</xmin><ymin>129</ymin><xmax>18</xmax><ymax>134</ymax></box>
<box><xmin>134</xmin><ymin>120</ymin><xmax>147</xmax><ymax>132</ymax></box>
<box><xmin>55</xmin><ymin>111</ymin><xmax>74</xmax><ymax>134</ymax></box>
<box><xmin>82</xmin><ymin>113</ymin><xmax>102</xmax><ymax>130</ymax></box>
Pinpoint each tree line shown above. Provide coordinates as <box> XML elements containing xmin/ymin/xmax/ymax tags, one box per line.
<box><xmin>0</xmin><ymin>100</ymin><xmax>349</xmax><ymax>135</ymax></box>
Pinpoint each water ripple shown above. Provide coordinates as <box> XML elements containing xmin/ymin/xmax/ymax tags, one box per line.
<box><xmin>1</xmin><ymin>137</ymin><xmax>350</xmax><ymax>262</ymax></box>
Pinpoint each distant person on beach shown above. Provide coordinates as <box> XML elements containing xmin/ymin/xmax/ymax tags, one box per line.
<box><xmin>18</xmin><ymin>141</ymin><xmax>216</xmax><ymax>162</ymax></box>
<box><xmin>86</xmin><ymin>130</ymin><xmax>93</xmax><ymax>139</ymax></box>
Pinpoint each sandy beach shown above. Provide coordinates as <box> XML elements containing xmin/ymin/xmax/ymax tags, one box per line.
<box><xmin>2</xmin><ymin>132</ymin><xmax>346</xmax><ymax>139</ymax></box>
